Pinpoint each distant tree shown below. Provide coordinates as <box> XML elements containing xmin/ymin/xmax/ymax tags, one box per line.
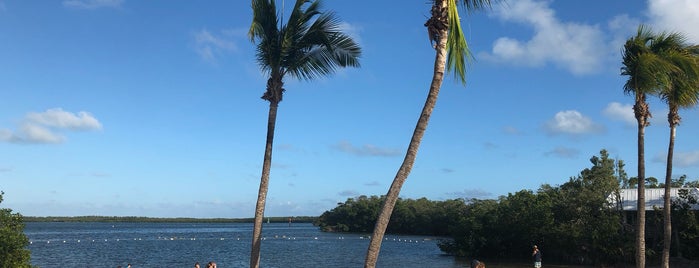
<box><xmin>616</xmin><ymin>158</ymin><xmax>629</xmax><ymax>188</ymax></box>
<box><xmin>247</xmin><ymin>1</ymin><xmax>361</xmax><ymax>267</ymax></box>
<box><xmin>0</xmin><ymin>192</ymin><xmax>32</xmax><ymax>268</ymax></box>
<box><xmin>629</xmin><ymin>176</ymin><xmax>660</xmax><ymax>188</ymax></box>
<box><xmin>364</xmin><ymin>0</ymin><xmax>497</xmax><ymax>266</ymax></box>
<box><xmin>656</xmin><ymin>32</ymin><xmax>699</xmax><ymax>268</ymax></box>
<box><xmin>683</xmin><ymin>177</ymin><xmax>699</xmax><ymax>188</ymax></box>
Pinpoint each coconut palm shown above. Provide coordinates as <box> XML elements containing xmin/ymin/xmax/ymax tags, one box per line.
<box><xmin>657</xmin><ymin>36</ymin><xmax>699</xmax><ymax>268</ymax></box>
<box><xmin>248</xmin><ymin>1</ymin><xmax>360</xmax><ymax>267</ymax></box>
<box><xmin>363</xmin><ymin>0</ymin><xmax>494</xmax><ymax>267</ymax></box>
<box><xmin>620</xmin><ymin>25</ymin><xmax>685</xmax><ymax>268</ymax></box>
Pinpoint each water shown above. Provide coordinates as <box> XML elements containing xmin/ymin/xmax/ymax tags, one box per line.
<box><xmin>25</xmin><ymin>222</ymin><xmax>468</xmax><ymax>267</ymax></box>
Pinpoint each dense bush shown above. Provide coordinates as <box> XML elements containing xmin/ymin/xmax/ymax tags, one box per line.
<box><xmin>0</xmin><ymin>191</ymin><xmax>32</xmax><ymax>268</ymax></box>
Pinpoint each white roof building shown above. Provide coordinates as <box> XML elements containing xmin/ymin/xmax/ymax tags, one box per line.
<box><xmin>608</xmin><ymin>188</ymin><xmax>699</xmax><ymax>211</ymax></box>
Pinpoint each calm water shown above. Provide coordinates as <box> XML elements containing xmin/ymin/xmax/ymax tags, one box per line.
<box><xmin>25</xmin><ymin>222</ymin><xmax>469</xmax><ymax>268</ymax></box>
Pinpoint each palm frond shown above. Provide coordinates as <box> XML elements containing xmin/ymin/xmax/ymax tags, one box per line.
<box><xmin>249</xmin><ymin>0</ymin><xmax>361</xmax><ymax>82</ymax></box>
<box><xmin>446</xmin><ymin>0</ymin><xmax>471</xmax><ymax>85</ymax></box>
<box><xmin>458</xmin><ymin>0</ymin><xmax>496</xmax><ymax>13</ymax></box>
<box><xmin>444</xmin><ymin>0</ymin><xmax>497</xmax><ymax>84</ymax></box>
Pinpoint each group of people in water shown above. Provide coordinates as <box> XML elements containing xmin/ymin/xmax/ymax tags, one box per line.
<box><xmin>194</xmin><ymin>261</ymin><xmax>217</xmax><ymax>268</ymax></box>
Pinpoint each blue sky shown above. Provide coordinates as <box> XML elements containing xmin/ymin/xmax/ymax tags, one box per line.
<box><xmin>2</xmin><ymin>0</ymin><xmax>699</xmax><ymax>218</ymax></box>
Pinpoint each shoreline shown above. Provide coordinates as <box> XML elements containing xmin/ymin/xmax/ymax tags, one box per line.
<box><xmin>23</xmin><ymin>215</ymin><xmax>318</xmax><ymax>223</ymax></box>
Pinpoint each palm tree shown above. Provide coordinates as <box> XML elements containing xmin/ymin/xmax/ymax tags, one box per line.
<box><xmin>620</xmin><ymin>25</ymin><xmax>685</xmax><ymax>268</ymax></box>
<box><xmin>363</xmin><ymin>0</ymin><xmax>494</xmax><ymax>267</ymax></box>
<box><xmin>657</xmin><ymin>36</ymin><xmax>699</xmax><ymax>268</ymax></box>
<box><xmin>248</xmin><ymin>1</ymin><xmax>360</xmax><ymax>267</ymax></box>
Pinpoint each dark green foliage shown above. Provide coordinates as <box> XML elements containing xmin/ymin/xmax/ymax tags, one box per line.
<box><xmin>0</xmin><ymin>192</ymin><xmax>32</xmax><ymax>268</ymax></box>
<box><xmin>315</xmin><ymin>195</ymin><xmax>464</xmax><ymax>235</ymax></box>
<box><xmin>316</xmin><ymin>149</ymin><xmax>699</xmax><ymax>265</ymax></box>
<box><xmin>671</xmin><ymin>188</ymin><xmax>699</xmax><ymax>259</ymax></box>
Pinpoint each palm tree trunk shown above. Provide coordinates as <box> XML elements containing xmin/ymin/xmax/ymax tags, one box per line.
<box><xmin>363</xmin><ymin>2</ymin><xmax>448</xmax><ymax>268</ymax></box>
<box><xmin>636</xmin><ymin>119</ymin><xmax>647</xmax><ymax>268</ymax></box>
<box><xmin>661</xmin><ymin>118</ymin><xmax>677</xmax><ymax>268</ymax></box>
<box><xmin>250</xmin><ymin>101</ymin><xmax>279</xmax><ymax>268</ymax></box>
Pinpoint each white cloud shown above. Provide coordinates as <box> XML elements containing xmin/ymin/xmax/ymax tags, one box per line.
<box><xmin>338</xmin><ymin>22</ymin><xmax>363</xmax><ymax>46</ymax></box>
<box><xmin>482</xmin><ymin>0</ymin><xmax>610</xmax><ymax>75</ymax></box>
<box><xmin>62</xmin><ymin>0</ymin><xmax>123</xmax><ymax>9</ymax></box>
<box><xmin>0</xmin><ymin>108</ymin><xmax>102</xmax><ymax>144</ymax></box>
<box><xmin>603</xmin><ymin>102</ymin><xmax>636</xmax><ymax>127</ymax></box>
<box><xmin>26</xmin><ymin>108</ymin><xmax>102</xmax><ymax>130</ymax></box>
<box><xmin>647</xmin><ymin>0</ymin><xmax>699</xmax><ymax>43</ymax></box>
<box><xmin>545</xmin><ymin>110</ymin><xmax>604</xmax><ymax>135</ymax></box>
<box><xmin>193</xmin><ymin>29</ymin><xmax>238</xmax><ymax>63</ymax></box>
<box><xmin>332</xmin><ymin>140</ymin><xmax>401</xmax><ymax>157</ymax></box>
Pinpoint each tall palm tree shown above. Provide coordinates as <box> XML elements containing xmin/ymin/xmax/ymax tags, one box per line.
<box><xmin>657</xmin><ymin>36</ymin><xmax>699</xmax><ymax>268</ymax></box>
<box><xmin>620</xmin><ymin>25</ymin><xmax>682</xmax><ymax>268</ymax></box>
<box><xmin>248</xmin><ymin>1</ymin><xmax>360</xmax><ymax>267</ymax></box>
<box><xmin>363</xmin><ymin>0</ymin><xmax>494</xmax><ymax>267</ymax></box>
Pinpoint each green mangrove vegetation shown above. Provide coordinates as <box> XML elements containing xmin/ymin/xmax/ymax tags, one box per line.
<box><xmin>314</xmin><ymin>149</ymin><xmax>699</xmax><ymax>266</ymax></box>
<box><xmin>0</xmin><ymin>191</ymin><xmax>32</xmax><ymax>268</ymax></box>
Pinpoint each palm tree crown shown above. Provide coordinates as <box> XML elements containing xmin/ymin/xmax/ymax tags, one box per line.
<box><xmin>249</xmin><ymin>0</ymin><xmax>361</xmax><ymax>102</ymax></box>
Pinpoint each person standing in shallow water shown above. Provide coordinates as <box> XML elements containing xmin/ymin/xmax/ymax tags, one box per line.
<box><xmin>532</xmin><ymin>245</ymin><xmax>542</xmax><ymax>268</ymax></box>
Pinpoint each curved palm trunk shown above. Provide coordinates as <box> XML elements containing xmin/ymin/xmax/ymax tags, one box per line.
<box><xmin>634</xmin><ymin>98</ymin><xmax>648</xmax><ymax>268</ymax></box>
<box><xmin>363</xmin><ymin>2</ymin><xmax>448</xmax><ymax>267</ymax></box>
<box><xmin>250</xmin><ymin>101</ymin><xmax>279</xmax><ymax>268</ymax></box>
<box><xmin>661</xmin><ymin>109</ymin><xmax>679</xmax><ymax>268</ymax></box>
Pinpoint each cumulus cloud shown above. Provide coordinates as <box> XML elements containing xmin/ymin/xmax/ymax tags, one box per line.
<box><xmin>545</xmin><ymin>110</ymin><xmax>604</xmax><ymax>135</ymax></box>
<box><xmin>482</xmin><ymin>0</ymin><xmax>610</xmax><ymax>75</ymax></box>
<box><xmin>332</xmin><ymin>140</ymin><xmax>401</xmax><ymax>157</ymax></box>
<box><xmin>193</xmin><ymin>29</ymin><xmax>238</xmax><ymax>63</ymax></box>
<box><xmin>603</xmin><ymin>102</ymin><xmax>636</xmax><ymax>127</ymax></box>
<box><xmin>544</xmin><ymin>146</ymin><xmax>579</xmax><ymax>159</ymax></box>
<box><xmin>0</xmin><ymin>108</ymin><xmax>102</xmax><ymax>144</ymax></box>
<box><xmin>647</xmin><ymin>0</ymin><xmax>699</xmax><ymax>43</ymax></box>
<box><xmin>63</xmin><ymin>0</ymin><xmax>123</xmax><ymax>9</ymax></box>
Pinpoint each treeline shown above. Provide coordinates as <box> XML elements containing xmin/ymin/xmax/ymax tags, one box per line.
<box><xmin>314</xmin><ymin>150</ymin><xmax>699</xmax><ymax>266</ymax></box>
<box><xmin>26</xmin><ymin>215</ymin><xmax>317</xmax><ymax>223</ymax></box>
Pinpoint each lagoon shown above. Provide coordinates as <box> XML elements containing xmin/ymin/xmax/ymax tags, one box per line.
<box><xmin>25</xmin><ymin>222</ymin><xmax>468</xmax><ymax>267</ymax></box>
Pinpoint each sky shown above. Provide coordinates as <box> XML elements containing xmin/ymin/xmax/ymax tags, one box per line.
<box><xmin>2</xmin><ymin>0</ymin><xmax>699</xmax><ymax>218</ymax></box>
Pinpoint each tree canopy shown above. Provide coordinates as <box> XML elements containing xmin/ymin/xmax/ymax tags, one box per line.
<box><xmin>0</xmin><ymin>191</ymin><xmax>32</xmax><ymax>268</ymax></box>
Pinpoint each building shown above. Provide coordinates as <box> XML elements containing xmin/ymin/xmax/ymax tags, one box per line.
<box><xmin>608</xmin><ymin>188</ymin><xmax>699</xmax><ymax>211</ymax></box>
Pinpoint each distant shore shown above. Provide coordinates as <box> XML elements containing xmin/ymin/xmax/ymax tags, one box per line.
<box><xmin>24</xmin><ymin>215</ymin><xmax>318</xmax><ymax>223</ymax></box>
